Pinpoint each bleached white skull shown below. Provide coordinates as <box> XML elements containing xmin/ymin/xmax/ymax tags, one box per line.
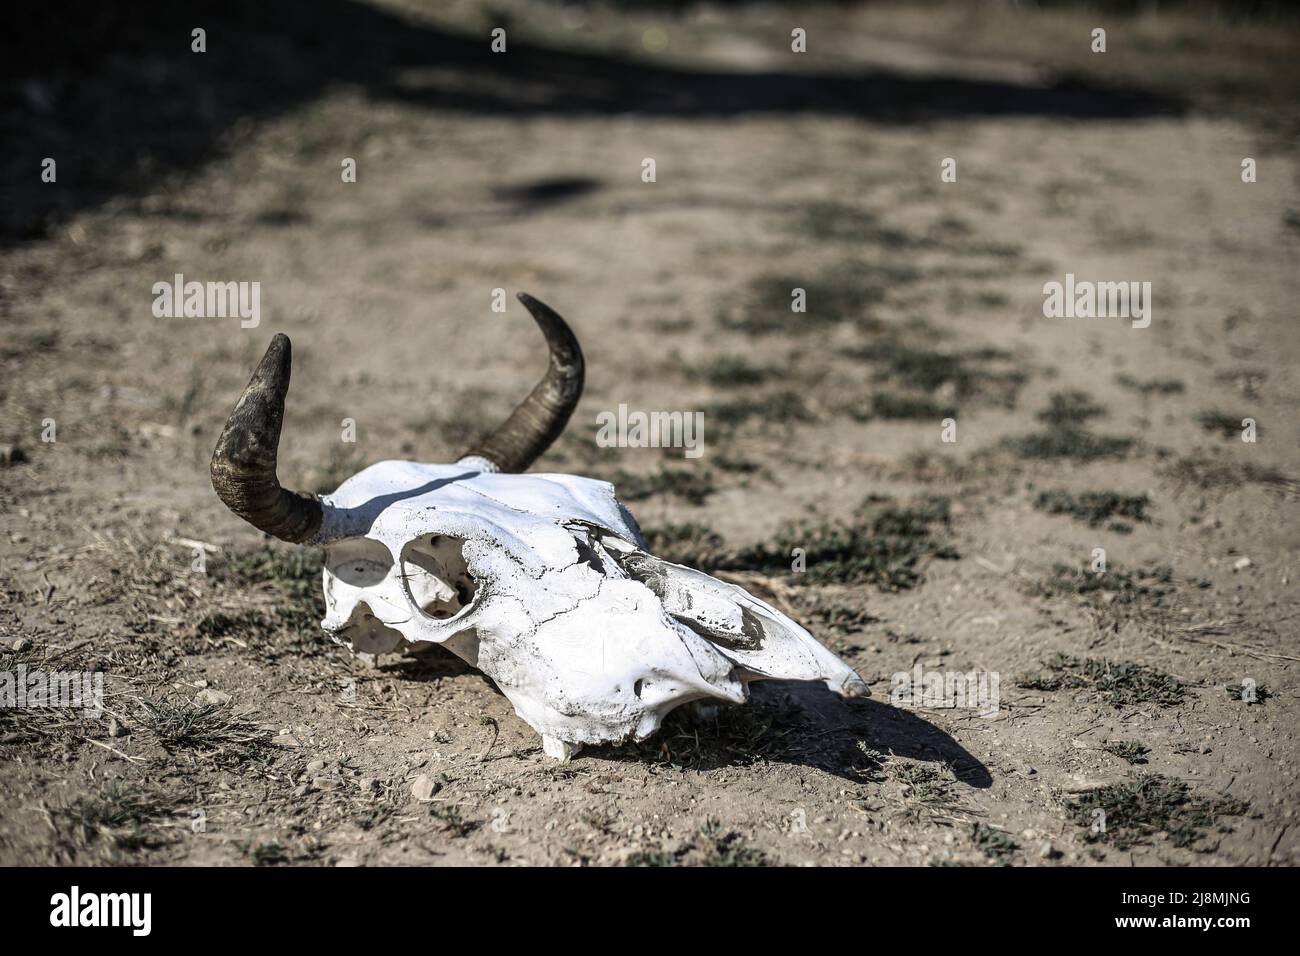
<box><xmin>211</xmin><ymin>294</ymin><xmax>867</xmax><ymax>760</ymax></box>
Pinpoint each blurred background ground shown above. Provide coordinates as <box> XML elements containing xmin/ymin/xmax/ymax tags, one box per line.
<box><xmin>1</xmin><ymin>0</ymin><xmax>1298</xmax><ymax>866</ymax></box>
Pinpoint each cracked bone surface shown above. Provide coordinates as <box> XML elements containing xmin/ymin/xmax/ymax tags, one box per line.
<box><xmin>317</xmin><ymin>462</ymin><xmax>869</xmax><ymax>758</ymax></box>
<box><xmin>211</xmin><ymin>294</ymin><xmax>868</xmax><ymax>761</ymax></box>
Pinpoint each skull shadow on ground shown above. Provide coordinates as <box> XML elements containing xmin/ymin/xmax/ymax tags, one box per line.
<box><xmin>381</xmin><ymin>641</ymin><xmax>485</xmax><ymax>684</ymax></box>
<box><xmin>387</xmin><ymin>643</ymin><xmax>992</xmax><ymax>787</ymax></box>
<box><xmin>600</xmin><ymin>679</ymin><xmax>993</xmax><ymax>788</ymax></box>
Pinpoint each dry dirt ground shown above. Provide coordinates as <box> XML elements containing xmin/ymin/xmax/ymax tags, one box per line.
<box><xmin>2</xmin><ymin>1</ymin><xmax>1298</xmax><ymax>866</ymax></box>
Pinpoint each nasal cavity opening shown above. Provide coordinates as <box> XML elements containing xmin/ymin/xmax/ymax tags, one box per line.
<box><xmin>339</xmin><ymin>601</ymin><xmax>405</xmax><ymax>656</ymax></box>
<box><xmin>400</xmin><ymin>534</ymin><xmax>479</xmax><ymax>621</ymax></box>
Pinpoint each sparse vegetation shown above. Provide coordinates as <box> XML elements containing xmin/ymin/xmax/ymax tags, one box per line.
<box><xmin>792</xmin><ymin>594</ymin><xmax>880</xmax><ymax>639</ymax></box>
<box><xmin>798</xmin><ymin>201</ymin><xmax>913</xmax><ymax>245</ymax></box>
<box><xmin>895</xmin><ymin>448</ymin><xmax>978</xmax><ymax>484</ymax></box>
<box><xmin>429</xmin><ymin>804</ymin><xmax>480</xmax><ymax>838</ymax></box>
<box><xmin>1116</xmin><ymin>373</ymin><xmax>1184</xmax><ymax>395</ymax></box>
<box><xmin>1033</xmin><ymin>489</ymin><xmax>1151</xmax><ymax>530</ymax></box>
<box><xmin>50</xmin><ymin>783</ymin><xmax>174</xmax><ymax>853</ymax></box>
<box><xmin>247</xmin><ymin>842</ymin><xmax>292</xmax><ymax>866</ymax></box>
<box><xmin>712</xmin><ymin>450</ymin><xmax>762</xmax><ymax>474</ymax></box>
<box><xmin>1159</xmin><ymin>456</ymin><xmax>1298</xmax><ymax>497</ymax></box>
<box><xmin>686</xmin><ymin>355</ymin><xmax>773</xmax><ymax>387</ymax></box>
<box><xmin>137</xmin><ymin>698</ymin><xmax>274</xmax><ymax>765</ymax></box>
<box><xmin>202</xmin><ymin>547</ymin><xmax>334</xmax><ymax>659</ymax></box>
<box><xmin>212</xmin><ymin>546</ymin><xmax>323</xmax><ymax>603</ymax></box>
<box><xmin>1214</xmin><ymin>367</ymin><xmax>1266</xmax><ymax>399</ymax></box>
<box><xmin>1016</xmin><ymin>653</ymin><xmax>1184</xmax><ymax>708</ymax></box>
<box><xmin>607</xmin><ymin>466</ymin><xmax>717</xmax><ymax>505</ymax></box>
<box><xmin>723</xmin><ymin>262</ymin><xmax>917</xmax><ymax>334</ymax></box>
<box><xmin>1038</xmin><ymin>390</ymin><xmax>1107</xmax><ymax>425</ymax></box>
<box><xmin>1225</xmin><ymin>681</ymin><xmax>1271</xmax><ymax>705</ymax></box>
<box><xmin>642</xmin><ymin>522</ymin><xmax>728</xmax><ymax>570</ymax></box>
<box><xmin>1197</xmin><ymin>410</ymin><xmax>1255</xmax><ymax>438</ymax></box>
<box><xmin>698</xmin><ymin>817</ymin><xmax>768</xmax><ymax>866</ymax></box>
<box><xmin>849</xmin><ymin>391</ymin><xmax>955</xmax><ymax>421</ymax></box>
<box><xmin>627</xmin><ymin>817</ymin><xmax>768</xmax><ymax>867</ymax></box>
<box><xmin>864</xmin><ymin>341</ymin><xmax>1024</xmax><ymax>405</ymax></box>
<box><xmin>5</xmin><ymin>0</ymin><xmax>1295</xmax><ymax>871</ymax></box>
<box><xmin>1003</xmin><ymin>428</ymin><xmax>1134</xmax><ymax>462</ymax></box>
<box><xmin>704</xmin><ymin>389</ymin><xmax>814</xmax><ymax>427</ymax></box>
<box><xmin>626</xmin><ymin>849</ymin><xmax>680</xmax><ymax>867</ymax></box>
<box><xmin>892</xmin><ymin>762</ymin><xmax>971</xmax><ymax>824</ymax></box>
<box><xmin>1003</xmin><ymin>392</ymin><xmax>1133</xmax><ymax>462</ymax></box>
<box><xmin>1031</xmin><ymin>563</ymin><xmax>1174</xmax><ymax>607</ymax></box>
<box><xmin>725</xmin><ymin>496</ymin><xmax>957</xmax><ymax>589</ymax></box>
<box><xmin>971</xmin><ymin>823</ymin><xmax>1018</xmax><ymax>863</ymax></box>
<box><xmin>634</xmin><ymin>696</ymin><xmax>804</xmax><ymax>768</ymax></box>
<box><xmin>1102</xmin><ymin>741</ymin><xmax>1152</xmax><ymax>765</ymax></box>
<box><xmin>194</xmin><ymin>606</ymin><xmax>321</xmax><ymax>648</ymax></box>
<box><xmin>1066</xmin><ymin>775</ymin><xmax>1248</xmax><ymax>850</ymax></box>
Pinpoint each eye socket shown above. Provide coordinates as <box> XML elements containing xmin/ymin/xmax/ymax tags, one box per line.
<box><xmin>334</xmin><ymin>559</ymin><xmax>390</xmax><ymax>587</ymax></box>
<box><xmin>326</xmin><ymin>539</ymin><xmax>394</xmax><ymax>588</ymax></box>
<box><xmin>400</xmin><ymin>534</ymin><xmax>479</xmax><ymax>621</ymax></box>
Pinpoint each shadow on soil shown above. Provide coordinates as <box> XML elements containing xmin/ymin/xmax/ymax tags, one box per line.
<box><xmin>7</xmin><ymin>0</ymin><xmax>1183</xmax><ymax>244</ymax></box>
<box><xmin>385</xmin><ymin>649</ymin><xmax>991</xmax><ymax>784</ymax></box>
<box><xmin>610</xmin><ymin>680</ymin><xmax>992</xmax><ymax>786</ymax></box>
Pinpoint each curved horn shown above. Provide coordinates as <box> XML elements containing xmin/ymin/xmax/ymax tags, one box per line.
<box><xmin>461</xmin><ymin>293</ymin><xmax>585</xmax><ymax>473</ymax></box>
<box><xmin>210</xmin><ymin>334</ymin><xmax>323</xmax><ymax>543</ymax></box>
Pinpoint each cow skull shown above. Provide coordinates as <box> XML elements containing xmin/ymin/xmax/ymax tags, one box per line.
<box><xmin>211</xmin><ymin>293</ymin><xmax>868</xmax><ymax>760</ymax></box>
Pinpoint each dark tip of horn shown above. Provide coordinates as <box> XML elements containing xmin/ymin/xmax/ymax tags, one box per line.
<box><xmin>210</xmin><ymin>334</ymin><xmax>323</xmax><ymax>543</ymax></box>
<box><xmin>461</xmin><ymin>293</ymin><xmax>585</xmax><ymax>473</ymax></box>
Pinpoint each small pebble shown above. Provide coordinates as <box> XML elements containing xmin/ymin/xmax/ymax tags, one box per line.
<box><xmin>410</xmin><ymin>773</ymin><xmax>440</xmax><ymax>801</ymax></box>
<box><xmin>306</xmin><ymin>759</ymin><xmax>327</xmax><ymax>773</ymax></box>
<box><xmin>13</xmin><ymin>638</ymin><xmax>32</xmax><ymax>652</ymax></box>
<box><xmin>195</xmin><ymin>688</ymin><xmax>231</xmax><ymax>706</ymax></box>
<box><xmin>1234</xmin><ymin>557</ymin><xmax>1253</xmax><ymax>571</ymax></box>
